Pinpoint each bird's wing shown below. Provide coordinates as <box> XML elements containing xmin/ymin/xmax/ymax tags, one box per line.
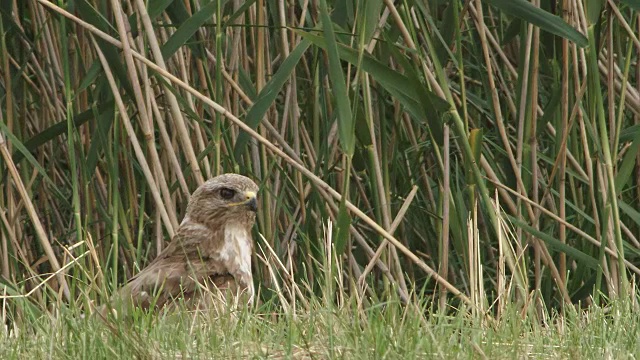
<box><xmin>114</xmin><ymin>230</ymin><xmax>231</xmax><ymax>309</ymax></box>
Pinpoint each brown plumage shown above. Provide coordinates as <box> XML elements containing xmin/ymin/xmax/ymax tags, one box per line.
<box><xmin>109</xmin><ymin>173</ymin><xmax>259</xmax><ymax>313</ymax></box>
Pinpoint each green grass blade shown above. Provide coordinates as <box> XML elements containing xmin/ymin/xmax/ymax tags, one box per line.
<box><xmin>161</xmin><ymin>0</ymin><xmax>225</xmax><ymax>59</ymax></box>
<box><xmin>0</xmin><ymin>122</ymin><xmax>69</xmax><ymax>206</ymax></box>
<box><xmin>11</xmin><ymin>100</ymin><xmax>116</xmax><ymax>166</ymax></box>
<box><xmin>318</xmin><ymin>0</ymin><xmax>354</xmax><ymax>156</ymax></box>
<box><xmin>147</xmin><ymin>0</ymin><xmax>174</xmax><ymax>19</ymax></box>
<box><xmin>620</xmin><ymin>0</ymin><xmax>640</xmax><ymax>11</ymax></box>
<box><xmin>508</xmin><ymin>215</ymin><xmax>599</xmax><ymax>270</ymax></box>
<box><xmin>233</xmin><ymin>39</ymin><xmax>311</xmax><ymax>158</ymax></box>
<box><xmin>486</xmin><ymin>0</ymin><xmax>588</xmax><ymax>47</ymax></box>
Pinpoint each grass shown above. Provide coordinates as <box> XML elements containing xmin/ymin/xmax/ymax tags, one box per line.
<box><xmin>2</xmin><ymin>290</ymin><xmax>639</xmax><ymax>358</ymax></box>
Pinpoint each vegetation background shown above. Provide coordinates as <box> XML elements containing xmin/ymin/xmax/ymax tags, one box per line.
<box><xmin>1</xmin><ymin>0</ymin><xmax>640</xmax><ymax>357</ymax></box>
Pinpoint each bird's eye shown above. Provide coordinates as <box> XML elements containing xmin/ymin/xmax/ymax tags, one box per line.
<box><xmin>219</xmin><ymin>188</ymin><xmax>236</xmax><ymax>200</ymax></box>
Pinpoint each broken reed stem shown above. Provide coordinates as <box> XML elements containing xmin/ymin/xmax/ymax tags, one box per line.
<box><xmin>358</xmin><ymin>185</ymin><xmax>419</xmax><ymax>285</ymax></box>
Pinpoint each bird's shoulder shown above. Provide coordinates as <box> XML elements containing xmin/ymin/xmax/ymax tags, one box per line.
<box><xmin>157</xmin><ymin>219</ymin><xmax>226</xmax><ymax>258</ymax></box>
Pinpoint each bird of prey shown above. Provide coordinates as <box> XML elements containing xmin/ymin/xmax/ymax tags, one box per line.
<box><xmin>108</xmin><ymin>173</ymin><xmax>259</xmax><ymax>313</ymax></box>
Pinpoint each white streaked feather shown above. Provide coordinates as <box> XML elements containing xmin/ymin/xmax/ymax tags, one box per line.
<box><xmin>221</xmin><ymin>223</ymin><xmax>254</xmax><ymax>303</ymax></box>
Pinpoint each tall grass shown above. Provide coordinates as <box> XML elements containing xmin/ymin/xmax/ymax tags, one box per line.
<box><xmin>0</xmin><ymin>0</ymin><xmax>639</xmax><ymax>329</ymax></box>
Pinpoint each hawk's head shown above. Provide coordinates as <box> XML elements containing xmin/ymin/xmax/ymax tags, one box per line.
<box><xmin>185</xmin><ymin>174</ymin><xmax>259</xmax><ymax>228</ymax></box>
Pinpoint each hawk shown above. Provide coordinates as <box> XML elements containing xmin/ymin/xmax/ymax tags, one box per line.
<box><xmin>109</xmin><ymin>173</ymin><xmax>259</xmax><ymax>313</ymax></box>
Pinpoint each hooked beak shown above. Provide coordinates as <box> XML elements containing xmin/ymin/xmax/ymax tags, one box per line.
<box><xmin>244</xmin><ymin>191</ymin><xmax>258</xmax><ymax>212</ymax></box>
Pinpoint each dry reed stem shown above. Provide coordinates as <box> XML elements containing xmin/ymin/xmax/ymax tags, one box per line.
<box><xmin>362</xmin><ymin>73</ymin><xmax>408</xmax><ymax>295</ymax></box>
<box><xmin>440</xmin><ymin>124</ymin><xmax>451</xmax><ymax>311</ymax></box>
<box><xmin>0</xmin><ymin>129</ymin><xmax>71</xmax><ymax>301</ymax></box>
<box><xmin>109</xmin><ymin>0</ymin><xmax>179</xmax><ymax>232</ymax></box>
<box><xmin>90</xmin><ymin>36</ymin><xmax>176</xmax><ymax>238</ymax></box>
<box><xmin>132</xmin><ymin>0</ymin><xmax>205</xmax><ymax>187</ymax></box>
